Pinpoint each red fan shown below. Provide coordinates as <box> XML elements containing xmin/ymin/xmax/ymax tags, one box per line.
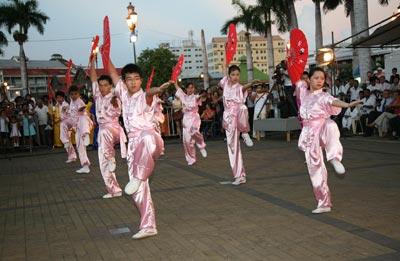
<box><xmin>89</xmin><ymin>35</ymin><xmax>100</xmax><ymax>63</ymax></box>
<box><xmin>171</xmin><ymin>54</ymin><xmax>184</xmax><ymax>82</ymax></box>
<box><xmin>286</xmin><ymin>29</ymin><xmax>308</xmax><ymax>84</ymax></box>
<box><xmin>146</xmin><ymin>67</ymin><xmax>155</xmax><ymax>91</ymax></box>
<box><xmin>225</xmin><ymin>23</ymin><xmax>237</xmax><ymax>65</ymax></box>
<box><xmin>100</xmin><ymin>16</ymin><xmax>111</xmax><ymax>73</ymax></box>
<box><xmin>65</xmin><ymin>59</ymin><xmax>73</xmax><ymax>89</ymax></box>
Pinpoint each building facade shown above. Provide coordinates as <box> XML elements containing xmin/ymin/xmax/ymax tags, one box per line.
<box><xmin>207</xmin><ymin>31</ymin><xmax>286</xmax><ymax>75</ymax></box>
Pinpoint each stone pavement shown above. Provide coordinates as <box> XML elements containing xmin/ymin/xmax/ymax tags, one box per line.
<box><xmin>0</xmin><ymin>137</ymin><xmax>399</xmax><ymax>260</ymax></box>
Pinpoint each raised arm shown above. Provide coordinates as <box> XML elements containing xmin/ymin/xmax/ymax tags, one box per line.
<box><xmin>145</xmin><ymin>81</ymin><xmax>173</xmax><ymax>106</ymax></box>
<box><xmin>89</xmin><ymin>60</ymin><xmax>97</xmax><ymax>83</ymax></box>
<box><xmin>108</xmin><ymin>60</ymin><xmax>120</xmax><ymax>86</ymax></box>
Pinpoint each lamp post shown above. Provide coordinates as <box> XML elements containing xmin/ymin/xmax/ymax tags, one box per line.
<box><xmin>316</xmin><ymin>47</ymin><xmax>336</xmax><ymax>95</ymax></box>
<box><xmin>126</xmin><ymin>2</ymin><xmax>138</xmax><ymax>64</ymax></box>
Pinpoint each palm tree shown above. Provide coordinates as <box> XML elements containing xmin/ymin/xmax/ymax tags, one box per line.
<box><xmin>284</xmin><ymin>0</ymin><xmax>298</xmax><ymax>30</ymax></box>
<box><xmin>0</xmin><ymin>0</ymin><xmax>49</xmax><ymax>94</ymax></box>
<box><xmin>313</xmin><ymin>0</ymin><xmax>323</xmax><ymax>52</ymax></box>
<box><xmin>253</xmin><ymin>0</ymin><xmax>288</xmax><ymax>84</ymax></box>
<box><xmin>0</xmin><ymin>31</ymin><xmax>7</xmax><ymax>56</ymax></box>
<box><xmin>221</xmin><ymin>0</ymin><xmax>256</xmax><ymax>81</ymax></box>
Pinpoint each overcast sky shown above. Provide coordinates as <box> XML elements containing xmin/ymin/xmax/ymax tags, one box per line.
<box><xmin>0</xmin><ymin>0</ymin><xmax>398</xmax><ymax>67</ymax></box>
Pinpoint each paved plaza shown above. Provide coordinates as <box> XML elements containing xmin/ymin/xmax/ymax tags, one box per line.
<box><xmin>0</xmin><ymin>137</ymin><xmax>399</xmax><ymax>260</ymax></box>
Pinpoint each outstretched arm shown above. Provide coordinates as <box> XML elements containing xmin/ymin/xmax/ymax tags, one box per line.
<box><xmin>108</xmin><ymin>60</ymin><xmax>120</xmax><ymax>86</ymax></box>
<box><xmin>146</xmin><ymin>81</ymin><xmax>173</xmax><ymax>106</ymax></box>
<box><xmin>332</xmin><ymin>100</ymin><xmax>362</xmax><ymax>108</ymax></box>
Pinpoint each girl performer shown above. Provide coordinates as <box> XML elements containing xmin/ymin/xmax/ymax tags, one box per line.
<box><xmin>219</xmin><ymin>65</ymin><xmax>259</xmax><ymax>185</ymax></box>
<box><xmin>295</xmin><ymin>67</ymin><xmax>361</xmax><ymax>214</ymax></box>
<box><xmin>174</xmin><ymin>82</ymin><xmax>207</xmax><ymax>165</ymax></box>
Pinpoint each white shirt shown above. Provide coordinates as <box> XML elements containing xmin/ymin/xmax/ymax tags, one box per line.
<box><xmin>377</xmin><ymin>97</ymin><xmax>393</xmax><ymax>112</ymax></box>
<box><xmin>349</xmin><ymin>87</ymin><xmax>361</xmax><ymax>101</ymax></box>
<box><xmin>375</xmin><ymin>82</ymin><xmax>391</xmax><ymax>92</ymax></box>
<box><xmin>254</xmin><ymin>92</ymin><xmax>268</xmax><ymax>117</ymax></box>
<box><xmin>343</xmin><ymin>107</ymin><xmax>360</xmax><ymax>120</ymax></box>
<box><xmin>35</xmin><ymin>105</ymin><xmax>49</xmax><ymax>126</ymax></box>
<box><xmin>283</xmin><ymin>70</ymin><xmax>292</xmax><ymax>86</ymax></box>
<box><xmin>360</xmin><ymin>95</ymin><xmax>376</xmax><ymax>114</ymax></box>
<box><xmin>0</xmin><ymin>116</ymin><xmax>9</xmax><ymax>132</ymax></box>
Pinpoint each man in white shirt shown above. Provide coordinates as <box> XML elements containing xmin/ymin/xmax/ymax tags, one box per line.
<box><xmin>375</xmin><ymin>75</ymin><xmax>391</xmax><ymax>92</ymax></box>
<box><xmin>348</xmin><ymin>79</ymin><xmax>361</xmax><ymax>101</ymax></box>
<box><xmin>367</xmin><ymin>76</ymin><xmax>378</xmax><ymax>92</ymax></box>
<box><xmin>34</xmin><ymin>98</ymin><xmax>50</xmax><ymax>146</ymax></box>
<box><xmin>359</xmin><ymin>89</ymin><xmax>376</xmax><ymax>136</ymax></box>
<box><xmin>365</xmin><ymin>90</ymin><xmax>393</xmax><ymax>136</ymax></box>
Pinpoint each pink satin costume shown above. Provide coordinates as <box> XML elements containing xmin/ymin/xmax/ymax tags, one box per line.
<box><xmin>60</xmin><ymin>98</ymin><xmax>93</xmax><ymax>166</ymax></box>
<box><xmin>296</xmin><ymin>81</ymin><xmax>343</xmax><ymax>209</ymax></box>
<box><xmin>219</xmin><ymin>76</ymin><xmax>250</xmax><ymax>179</ymax></box>
<box><xmin>115</xmin><ymin>80</ymin><xmax>164</xmax><ymax>231</ymax></box>
<box><xmin>175</xmin><ymin>88</ymin><xmax>206</xmax><ymax>165</ymax></box>
<box><xmin>92</xmin><ymin>82</ymin><xmax>127</xmax><ymax>195</ymax></box>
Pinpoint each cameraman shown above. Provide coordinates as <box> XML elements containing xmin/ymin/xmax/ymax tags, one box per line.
<box><xmin>279</xmin><ymin>61</ymin><xmax>298</xmax><ymax>117</ymax></box>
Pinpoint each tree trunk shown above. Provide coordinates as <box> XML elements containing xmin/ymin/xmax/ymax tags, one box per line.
<box><xmin>245</xmin><ymin>32</ymin><xmax>254</xmax><ymax>82</ymax></box>
<box><xmin>353</xmin><ymin>0</ymin><xmax>371</xmax><ymax>83</ymax></box>
<box><xmin>201</xmin><ymin>29</ymin><xmax>209</xmax><ymax>90</ymax></box>
<box><xmin>288</xmin><ymin>0</ymin><xmax>298</xmax><ymax>30</ymax></box>
<box><xmin>315</xmin><ymin>0</ymin><xmax>323</xmax><ymax>52</ymax></box>
<box><xmin>19</xmin><ymin>43</ymin><xmax>29</xmax><ymax>95</ymax></box>
<box><xmin>350</xmin><ymin>10</ymin><xmax>358</xmax><ymax>78</ymax></box>
<box><xmin>265</xmin><ymin>10</ymin><xmax>275</xmax><ymax>86</ymax></box>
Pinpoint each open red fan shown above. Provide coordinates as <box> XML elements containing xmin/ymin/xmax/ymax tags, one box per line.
<box><xmin>100</xmin><ymin>16</ymin><xmax>111</xmax><ymax>73</ymax></box>
<box><xmin>171</xmin><ymin>54</ymin><xmax>184</xmax><ymax>82</ymax></box>
<box><xmin>89</xmin><ymin>35</ymin><xmax>100</xmax><ymax>63</ymax></box>
<box><xmin>225</xmin><ymin>23</ymin><xmax>237</xmax><ymax>65</ymax></box>
<box><xmin>286</xmin><ymin>28</ymin><xmax>308</xmax><ymax>83</ymax></box>
<box><xmin>146</xmin><ymin>67</ymin><xmax>155</xmax><ymax>91</ymax></box>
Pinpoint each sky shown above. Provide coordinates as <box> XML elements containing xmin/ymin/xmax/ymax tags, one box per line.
<box><xmin>0</xmin><ymin>0</ymin><xmax>399</xmax><ymax>67</ymax></box>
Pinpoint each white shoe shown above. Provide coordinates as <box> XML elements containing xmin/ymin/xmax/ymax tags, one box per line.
<box><xmin>66</xmin><ymin>158</ymin><xmax>77</xmax><ymax>163</ymax></box>
<box><xmin>64</xmin><ymin>142</ymin><xmax>70</xmax><ymax>149</ymax></box>
<box><xmin>241</xmin><ymin>133</ymin><xmax>253</xmax><ymax>147</ymax></box>
<box><xmin>76</xmin><ymin>165</ymin><xmax>90</xmax><ymax>174</ymax></box>
<box><xmin>124</xmin><ymin>178</ymin><xmax>142</xmax><ymax>195</ymax></box>
<box><xmin>108</xmin><ymin>157</ymin><xmax>116</xmax><ymax>172</ymax></box>
<box><xmin>232</xmin><ymin>177</ymin><xmax>246</xmax><ymax>186</ymax></box>
<box><xmin>330</xmin><ymin>159</ymin><xmax>345</xmax><ymax>175</ymax></box>
<box><xmin>102</xmin><ymin>192</ymin><xmax>122</xmax><ymax>199</ymax></box>
<box><xmin>83</xmin><ymin>135</ymin><xmax>90</xmax><ymax>146</ymax></box>
<box><xmin>132</xmin><ymin>228</ymin><xmax>158</xmax><ymax>239</ymax></box>
<box><xmin>312</xmin><ymin>207</ymin><xmax>331</xmax><ymax>214</ymax></box>
<box><xmin>199</xmin><ymin>148</ymin><xmax>207</xmax><ymax>158</ymax></box>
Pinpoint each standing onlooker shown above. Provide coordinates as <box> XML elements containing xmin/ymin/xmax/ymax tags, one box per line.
<box><xmin>34</xmin><ymin>98</ymin><xmax>50</xmax><ymax>146</ymax></box>
<box><xmin>246</xmin><ymin>89</ymin><xmax>255</xmax><ymax>134</ymax></box>
<box><xmin>21</xmin><ymin>107</ymin><xmax>36</xmax><ymax>150</ymax></box>
<box><xmin>0</xmin><ymin>109</ymin><xmax>9</xmax><ymax>150</ymax></box>
<box><xmin>9</xmin><ymin>115</ymin><xmax>21</xmax><ymax>147</ymax></box>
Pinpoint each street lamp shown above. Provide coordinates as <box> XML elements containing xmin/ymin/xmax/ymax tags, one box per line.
<box><xmin>316</xmin><ymin>48</ymin><xmax>334</xmax><ymax>66</ymax></box>
<box><xmin>126</xmin><ymin>2</ymin><xmax>138</xmax><ymax>64</ymax></box>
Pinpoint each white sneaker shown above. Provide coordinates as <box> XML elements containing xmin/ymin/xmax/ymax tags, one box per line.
<box><xmin>232</xmin><ymin>177</ymin><xmax>246</xmax><ymax>186</ymax></box>
<box><xmin>64</xmin><ymin>142</ymin><xmax>70</xmax><ymax>149</ymax></box>
<box><xmin>108</xmin><ymin>157</ymin><xmax>116</xmax><ymax>172</ymax></box>
<box><xmin>199</xmin><ymin>148</ymin><xmax>207</xmax><ymax>158</ymax></box>
<box><xmin>76</xmin><ymin>165</ymin><xmax>90</xmax><ymax>174</ymax></box>
<box><xmin>330</xmin><ymin>159</ymin><xmax>345</xmax><ymax>175</ymax></box>
<box><xmin>132</xmin><ymin>228</ymin><xmax>158</xmax><ymax>239</ymax></box>
<box><xmin>83</xmin><ymin>135</ymin><xmax>90</xmax><ymax>146</ymax></box>
<box><xmin>102</xmin><ymin>192</ymin><xmax>122</xmax><ymax>199</ymax></box>
<box><xmin>65</xmin><ymin>158</ymin><xmax>77</xmax><ymax>163</ymax></box>
<box><xmin>124</xmin><ymin>178</ymin><xmax>142</xmax><ymax>195</ymax></box>
<box><xmin>241</xmin><ymin>133</ymin><xmax>253</xmax><ymax>147</ymax></box>
<box><xmin>312</xmin><ymin>207</ymin><xmax>331</xmax><ymax>214</ymax></box>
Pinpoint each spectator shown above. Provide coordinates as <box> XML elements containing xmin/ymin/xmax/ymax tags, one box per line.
<box><xmin>375</xmin><ymin>67</ymin><xmax>385</xmax><ymax>79</ymax></box>
<box><xmin>341</xmin><ymin>101</ymin><xmax>360</xmax><ymax>134</ymax></box>
<box><xmin>172</xmin><ymin>96</ymin><xmax>183</xmax><ymax>138</ymax></box>
<box><xmin>0</xmin><ymin>109</ymin><xmax>9</xmax><ymax>150</ymax></box>
<box><xmin>348</xmin><ymin>79</ymin><xmax>361</xmax><ymax>101</ymax></box>
<box><xmin>252</xmin><ymin>85</ymin><xmax>268</xmax><ymax>138</ymax></box>
<box><xmin>359</xmin><ymin>89</ymin><xmax>376</xmax><ymax>136</ymax></box>
<box><xmin>365</xmin><ymin>90</ymin><xmax>393</xmax><ymax>136</ymax></box>
<box><xmin>34</xmin><ymin>98</ymin><xmax>50</xmax><ymax>147</ymax></box>
<box><xmin>201</xmin><ymin>103</ymin><xmax>216</xmax><ymax>138</ymax></box>
<box><xmin>389</xmin><ymin>115</ymin><xmax>400</xmax><ymax>139</ymax></box>
<box><xmin>21</xmin><ymin>106</ymin><xmax>36</xmax><ymax>150</ymax></box>
<box><xmin>390</xmin><ymin>76</ymin><xmax>400</xmax><ymax>92</ymax></box>
<box><xmin>367</xmin><ymin>76</ymin><xmax>378</xmax><ymax>92</ymax></box>
<box><xmin>245</xmin><ymin>89</ymin><xmax>255</xmax><ymax>134</ymax></box>
<box><xmin>376</xmin><ymin>75</ymin><xmax>391</xmax><ymax>92</ymax></box>
<box><xmin>389</xmin><ymin>67</ymin><xmax>399</xmax><ymax>84</ymax></box>
<box><xmin>9</xmin><ymin>115</ymin><xmax>21</xmax><ymax>147</ymax></box>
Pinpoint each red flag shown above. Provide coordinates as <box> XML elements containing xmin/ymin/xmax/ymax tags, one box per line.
<box><xmin>89</xmin><ymin>35</ymin><xmax>100</xmax><ymax>63</ymax></box>
<box><xmin>171</xmin><ymin>54</ymin><xmax>184</xmax><ymax>82</ymax></box>
<box><xmin>286</xmin><ymin>29</ymin><xmax>308</xmax><ymax>84</ymax></box>
<box><xmin>146</xmin><ymin>67</ymin><xmax>155</xmax><ymax>91</ymax></box>
<box><xmin>225</xmin><ymin>23</ymin><xmax>237</xmax><ymax>65</ymax></box>
<box><xmin>47</xmin><ymin>77</ymin><xmax>54</xmax><ymax>101</ymax></box>
<box><xmin>100</xmin><ymin>16</ymin><xmax>111</xmax><ymax>73</ymax></box>
<box><xmin>65</xmin><ymin>59</ymin><xmax>73</xmax><ymax>90</ymax></box>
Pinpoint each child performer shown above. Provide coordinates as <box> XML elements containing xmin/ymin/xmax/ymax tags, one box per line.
<box><xmin>219</xmin><ymin>65</ymin><xmax>259</xmax><ymax>185</ymax></box>
<box><xmin>53</xmin><ymin>91</ymin><xmax>66</xmax><ymax>148</ymax></box>
<box><xmin>107</xmin><ymin>59</ymin><xmax>170</xmax><ymax>240</ymax></box>
<box><xmin>295</xmin><ymin>67</ymin><xmax>361</xmax><ymax>214</ymax></box>
<box><xmin>174</xmin><ymin>82</ymin><xmax>207</xmax><ymax>165</ymax></box>
<box><xmin>89</xmin><ymin>60</ymin><xmax>127</xmax><ymax>199</ymax></box>
<box><xmin>60</xmin><ymin>86</ymin><xmax>93</xmax><ymax>173</ymax></box>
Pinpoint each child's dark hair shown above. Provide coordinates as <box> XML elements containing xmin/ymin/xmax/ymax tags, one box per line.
<box><xmin>309</xmin><ymin>67</ymin><xmax>326</xmax><ymax>79</ymax></box>
<box><xmin>121</xmin><ymin>63</ymin><xmax>142</xmax><ymax>80</ymax></box>
<box><xmin>185</xmin><ymin>82</ymin><xmax>195</xmax><ymax>89</ymax></box>
<box><xmin>228</xmin><ymin>65</ymin><xmax>240</xmax><ymax>75</ymax></box>
<box><xmin>98</xmin><ymin>75</ymin><xmax>113</xmax><ymax>85</ymax></box>
<box><xmin>69</xmin><ymin>85</ymin><xmax>79</xmax><ymax>94</ymax></box>
<box><xmin>55</xmin><ymin>91</ymin><xmax>65</xmax><ymax>98</ymax></box>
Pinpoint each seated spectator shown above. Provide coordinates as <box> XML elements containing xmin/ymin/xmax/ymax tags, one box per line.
<box><xmin>389</xmin><ymin>115</ymin><xmax>400</xmax><ymax>139</ymax></box>
<box><xmin>342</xmin><ymin>101</ymin><xmax>360</xmax><ymax>134</ymax></box>
<box><xmin>359</xmin><ymin>89</ymin><xmax>376</xmax><ymax>136</ymax></box>
<box><xmin>348</xmin><ymin>79</ymin><xmax>361</xmax><ymax>101</ymax></box>
<box><xmin>389</xmin><ymin>67</ymin><xmax>399</xmax><ymax>84</ymax></box>
<box><xmin>391</xmin><ymin>76</ymin><xmax>400</xmax><ymax>92</ymax></box>
<box><xmin>375</xmin><ymin>75</ymin><xmax>391</xmax><ymax>92</ymax></box>
<box><xmin>368</xmin><ymin>90</ymin><xmax>400</xmax><ymax>137</ymax></box>
<box><xmin>367</xmin><ymin>76</ymin><xmax>378</xmax><ymax>92</ymax></box>
<box><xmin>201</xmin><ymin>104</ymin><xmax>216</xmax><ymax>138</ymax></box>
